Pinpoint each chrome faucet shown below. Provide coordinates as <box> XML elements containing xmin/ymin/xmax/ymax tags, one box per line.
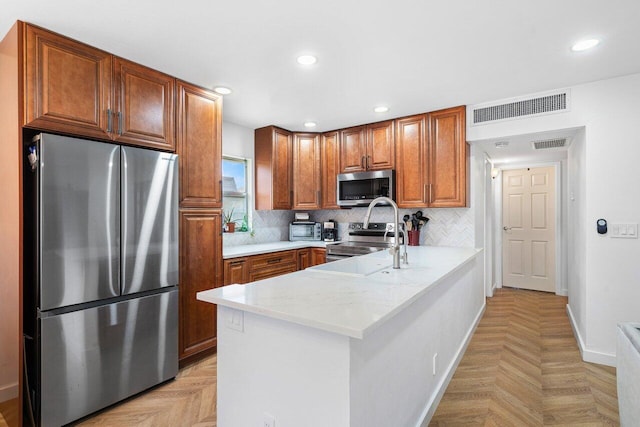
<box><xmin>362</xmin><ymin>196</ymin><xmax>408</xmax><ymax>269</ymax></box>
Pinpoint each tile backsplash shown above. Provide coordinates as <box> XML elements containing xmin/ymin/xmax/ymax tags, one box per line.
<box><xmin>223</xmin><ymin>206</ymin><xmax>474</xmax><ymax>248</ymax></box>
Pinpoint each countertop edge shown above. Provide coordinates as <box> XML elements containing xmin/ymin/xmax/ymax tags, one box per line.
<box><xmin>359</xmin><ymin>249</ymin><xmax>481</xmax><ymax>338</ymax></box>
<box><xmin>199</xmin><ymin>247</ymin><xmax>483</xmax><ymax>339</ymax></box>
<box><xmin>223</xmin><ymin>241</ymin><xmax>331</xmax><ymax>259</ymax></box>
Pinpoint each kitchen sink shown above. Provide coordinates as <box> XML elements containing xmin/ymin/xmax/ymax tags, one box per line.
<box><xmin>306</xmin><ymin>255</ymin><xmax>392</xmax><ymax>277</ymax></box>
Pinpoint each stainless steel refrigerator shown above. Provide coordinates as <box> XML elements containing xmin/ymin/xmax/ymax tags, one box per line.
<box><xmin>23</xmin><ymin>133</ymin><xmax>179</xmax><ymax>427</ymax></box>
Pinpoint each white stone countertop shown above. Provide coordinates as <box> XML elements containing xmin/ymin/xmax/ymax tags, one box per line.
<box><xmin>199</xmin><ymin>246</ymin><xmax>482</xmax><ymax>339</ymax></box>
<box><xmin>223</xmin><ymin>240</ymin><xmax>333</xmax><ymax>259</ymax></box>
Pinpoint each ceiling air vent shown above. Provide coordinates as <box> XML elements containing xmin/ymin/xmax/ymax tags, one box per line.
<box><xmin>532</xmin><ymin>138</ymin><xmax>567</xmax><ymax>150</ymax></box>
<box><xmin>471</xmin><ymin>90</ymin><xmax>570</xmax><ymax>126</ymax></box>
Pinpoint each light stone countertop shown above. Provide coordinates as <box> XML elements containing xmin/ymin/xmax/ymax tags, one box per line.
<box><xmin>199</xmin><ymin>246</ymin><xmax>482</xmax><ymax>339</ymax></box>
<box><xmin>223</xmin><ymin>240</ymin><xmax>333</xmax><ymax>259</ymax></box>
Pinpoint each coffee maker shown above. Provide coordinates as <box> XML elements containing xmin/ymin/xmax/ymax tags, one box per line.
<box><xmin>323</xmin><ymin>220</ymin><xmax>338</xmax><ymax>242</ymax></box>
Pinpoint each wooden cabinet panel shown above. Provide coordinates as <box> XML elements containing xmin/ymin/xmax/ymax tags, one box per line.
<box><xmin>396</xmin><ymin>115</ymin><xmax>428</xmax><ymax>208</ymax></box>
<box><xmin>297</xmin><ymin>248</ymin><xmax>311</xmax><ymax>270</ymax></box>
<box><xmin>255</xmin><ymin>126</ymin><xmax>293</xmax><ymax>210</ymax></box>
<box><xmin>249</xmin><ymin>263</ymin><xmax>297</xmax><ymax>282</ymax></box>
<box><xmin>311</xmin><ymin>248</ymin><xmax>326</xmax><ymax>266</ymax></box>
<box><xmin>339</xmin><ymin>122</ymin><xmax>394</xmax><ymax>173</ymax></box>
<box><xmin>339</xmin><ymin>126</ymin><xmax>366</xmax><ymax>173</ymax></box>
<box><xmin>293</xmin><ymin>133</ymin><xmax>321</xmax><ymax>210</ymax></box>
<box><xmin>179</xmin><ymin>209</ymin><xmax>222</xmax><ymax>360</ymax></box>
<box><xmin>428</xmin><ymin>106</ymin><xmax>467</xmax><ymax>207</ymax></box>
<box><xmin>177</xmin><ymin>81</ymin><xmax>222</xmax><ymax>208</ymax></box>
<box><xmin>113</xmin><ymin>57</ymin><xmax>175</xmax><ymax>151</ymax></box>
<box><xmin>248</xmin><ymin>250</ymin><xmax>297</xmax><ymax>271</ymax></box>
<box><xmin>24</xmin><ymin>24</ymin><xmax>112</xmax><ymax>140</ymax></box>
<box><xmin>321</xmin><ymin>131</ymin><xmax>340</xmax><ymax>209</ymax></box>
<box><xmin>223</xmin><ymin>258</ymin><xmax>248</xmax><ymax>285</ymax></box>
<box><xmin>366</xmin><ymin>120</ymin><xmax>395</xmax><ymax>170</ymax></box>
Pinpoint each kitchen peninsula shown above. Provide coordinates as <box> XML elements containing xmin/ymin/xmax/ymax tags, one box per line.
<box><xmin>198</xmin><ymin>246</ymin><xmax>483</xmax><ymax>427</ymax></box>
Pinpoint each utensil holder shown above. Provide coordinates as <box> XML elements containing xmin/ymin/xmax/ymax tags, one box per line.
<box><xmin>408</xmin><ymin>230</ymin><xmax>420</xmax><ymax>246</ymax></box>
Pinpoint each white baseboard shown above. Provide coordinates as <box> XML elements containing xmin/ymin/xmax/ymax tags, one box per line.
<box><xmin>0</xmin><ymin>382</ymin><xmax>18</xmax><ymax>403</ymax></box>
<box><xmin>418</xmin><ymin>301</ymin><xmax>486</xmax><ymax>426</ymax></box>
<box><xmin>557</xmin><ymin>288</ymin><xmax>568</xmax><ymax>296</ymax></box>
<box><xmin>566</xmin><ymin>304</ymin><xmax>616</xmax><ymax>367</ymax></box>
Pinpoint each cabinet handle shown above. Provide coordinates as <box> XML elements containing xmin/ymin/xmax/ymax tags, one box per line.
<box><xmin>424</xmin><ymin>184</ymin><xmax>428</xmax><ymax>202</ymax></box>
<box><xmin>367</xmin><ymin>155</ymin><xmax>371</xmax><ymax>170</ymax></box>
<box><xmin>290</xmin><ymin>190</ymin><xmax>293</xmax><ymax>206</ymax></box>
<box><xmin>361</xmin><ymin>156</ymin><xmax>365</xmax><ymax>169</ymax></box>
<box><xmin>117</xmin><ymin>111</ymin><xmax>123</xmax><ymax>135</ymax></box>
<box><xmin>267</xmin><ymin>258</ymin><xmax>282</xmax><ymax>264</ymax></box>
<box><xmin>107</xmin><ymin>109</ymin><xmax>112</xmax><ymax>133</ymax></box>
<box><xmin>230</xmin><ymin>260</ymin><xmax>244</xmax><ymax>265</ymax></box>
<box><xmin>429</xmin><ymin>184</ymin><xmax>433</xmax><ymax>203</ymax></box>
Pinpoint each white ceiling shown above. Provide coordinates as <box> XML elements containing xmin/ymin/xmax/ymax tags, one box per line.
<box><xmin>2</xmin><ymin>1</ymin><xmax>640</xmax><ymax>132</ymax></box>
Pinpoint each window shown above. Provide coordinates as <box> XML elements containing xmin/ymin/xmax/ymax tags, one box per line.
<box><xmin>222</xmin><ymin>156</ymin><xmax>251</xmax><ymax>231</ymax></box>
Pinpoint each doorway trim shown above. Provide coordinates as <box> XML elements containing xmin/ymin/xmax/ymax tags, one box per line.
<box><xmin>493</xmin><ymin>161</ymin><xmax>564</xmax><ymax>295</ymax></box>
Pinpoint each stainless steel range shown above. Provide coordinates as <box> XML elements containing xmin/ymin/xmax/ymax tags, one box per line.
<box><xmin>325</xmin><ymin>222</ymin><xmax>402</xmax><ymax>262</ymax></box>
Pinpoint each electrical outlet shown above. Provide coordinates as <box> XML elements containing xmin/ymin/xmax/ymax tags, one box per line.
<box><xmin>432</xmin><ymin>353</ymin><xmax>438</xmax><ymax>376</ymax></box>
<box><xmin>227</xmin><ymin>308</ymin><xmax>244</xmax><ymax>332</ymax></box>
<box><xmin>264</xmin><ymin>413</ymin><xmax>276</xmax><ymax>427</ymax></box>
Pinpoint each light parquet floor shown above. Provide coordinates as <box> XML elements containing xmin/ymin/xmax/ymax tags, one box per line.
<box><xmin>430</xmin><ymin>287</ymin><xmax>619</xmax><ymax>426</ymax></box>
<box><xmin>79</xmin><ymin>288</ymin><xmax>618</xmax><ymax>426</ymax></box>
<box><xmin>77</xmin><ymin>354</ymin><xmax>217</xmax><ymax>427</ymax></box>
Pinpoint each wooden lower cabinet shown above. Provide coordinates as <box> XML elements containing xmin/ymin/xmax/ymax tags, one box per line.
<box><xmin>179</xmin><ymin>209</ymin><xmax>222</xmax><ymax>361</ymax></box>
<box><xmin>223</xmin><ymin>257</ymin><xmax>248</xmax><ymax>285</ymax></box>
<box><xmin>297</xmin><ymin>248</ymin><xmax>311</xmax><ymax>270</ymax></box>
<box><xmin>223</xmin><ymin>247</ymin><xmax>327</xmax><ymax>285</ymax></box>
<box><xmin>311</xmin><ymin>248</ymin><xmax>327</xmax><ymax>266</ymax></box>
<box><xmin>248</xmin><ymin>250</ymin><xmax>297</xmax><ymax>282</ymax></box>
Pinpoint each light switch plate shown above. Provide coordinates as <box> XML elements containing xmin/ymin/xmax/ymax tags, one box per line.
<box><xmin>610</xmin><ymin>223</ymin><xmax>638</xmax><ymax>239</ymax></box>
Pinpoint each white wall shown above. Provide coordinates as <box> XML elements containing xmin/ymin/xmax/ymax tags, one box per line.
<box><xmin>222</xmin><ymin>121</ymin><xmax>254</xmax><ymax>159</ymax></box>
<box><xmin>467</xmin><ymin>73</ymin><xmax>640</xmax><ymax>364</ymax></box>
<box><xmin>567</xmin><ymin>128</ymin><xmax>587</xmax><ymax>342</ymax></box>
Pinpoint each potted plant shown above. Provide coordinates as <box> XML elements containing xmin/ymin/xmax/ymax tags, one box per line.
<box><xmin>223</xmin><ymin>208</ymin><xmax>237</xmax><ymax>233</ymax></box>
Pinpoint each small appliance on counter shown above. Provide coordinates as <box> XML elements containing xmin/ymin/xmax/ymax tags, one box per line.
<box><xmin>323</xmin><ymin>220</ymin><xmax>338</xmax><ymax>242</ymax></box>
<box><xmin>289</xmin><ymin>212</ymin><xmax>322</xmax><ymax>241</ymax></box>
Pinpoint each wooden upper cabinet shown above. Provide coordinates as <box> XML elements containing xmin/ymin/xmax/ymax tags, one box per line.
<box><xmin>113</xmin><ymin>58</ymin><xmax>176</xmax><ymax>150</ymax></box>
<box><xmin>176</xmin><ymin>81</ymin><xmax>222</xmax><ymax>208</ymax></box>
<box><xmin>292</xmin><ymin>133</ymin><xmax>321</xmax><ymax>210</ymax></box>
<box><xmin>321</xmin><ymin>131</ymin><xmax>340</xmax><ymax>209</ymax></box>
<box><xmin>339</xmin><ymin>121</ymin><xmax>394</xmax><ymax>173</ymax></box>
<box><xmin>427</xmin><ymin>106</ymin><xmax>468</xmax><ymax>207</ymax></box>
<box><xmin>23</xmin><ymin>23</ymin><xmax>176</xmax><ymax>151</ymax></box>
<box><xmin>339</xmin><ymin>126</ymin><xmax>366</xmax><ymax>173</ymax></box>
<box><xmin>366</xmin><ymin>120</ymin><xmax>395</xmax><ymax>171</ymax></box>
<box><xmin>395</xmin><ymin>114</ymin><xmax>428</xmax><ymax>208</ymax></box>
<box><xmin>24</xmin><ymin>23</ymin><xmax>112</xmax><ymax>140</ymax></box>
<box><xmin>255</xmin><ymin>126</ymin><xmax>293</xmax><ymax>210</ymax></box>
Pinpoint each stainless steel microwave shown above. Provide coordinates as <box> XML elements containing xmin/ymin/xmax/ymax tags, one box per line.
<box><xmin>337</xmin><ymin>169</ymin><xmax>395</xmax><ymax>207</ymax></box>
<box><xmin>289</xmin><ymin>222</ymin><xmax>322</xmax><ymax>241</ymax></box>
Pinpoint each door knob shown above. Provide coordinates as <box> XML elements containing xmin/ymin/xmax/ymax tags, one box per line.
<box><xmin>503</xmin><ymin>226</ymin><xmax>512</xmax><ymax>231</ymax></box>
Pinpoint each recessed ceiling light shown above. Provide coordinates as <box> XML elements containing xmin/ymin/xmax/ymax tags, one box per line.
<box><xmin>297</xmin><ymin>55</ymin><xmax>317</xmax><ymax>65</ymax></box>
<box><xmin>304</xmin><ymin>121</ymin><xmax>317</xmax><ymax>128</ymax></box>
<box><xmin>213</xmin><ymin>86</ymin><xmax>232</xmax><ymax>95</ymax></box>
<box><xmin>374</xmin><ymin>106</ymin><xmax>389</xmax><ymax>113</ymax></box>
<box><xmin>494</xmin><ymin>141</ymin><xmax>509</xmax><ymax>149</ymax></box>
<box><xmin>571</xmin><ymin>39</ymin><xmax>600</xmax><ymax>52</ymax></box>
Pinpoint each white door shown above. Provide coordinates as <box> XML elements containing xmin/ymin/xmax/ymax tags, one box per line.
<box><xmin>502</xmin><ymin>166</ymin><xmax>556</xmax><ymax>293</ymax></box>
